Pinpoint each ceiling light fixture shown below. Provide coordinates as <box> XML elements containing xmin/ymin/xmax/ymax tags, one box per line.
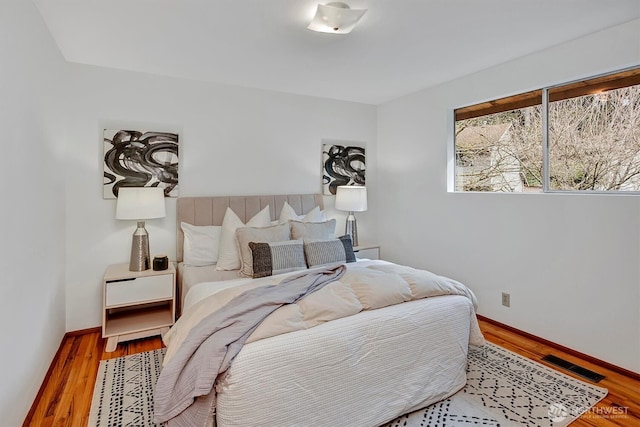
<box><xmin>308</xmin><ymin>2</ymin><xmax>367</xmax><ymax>34</ymax></box>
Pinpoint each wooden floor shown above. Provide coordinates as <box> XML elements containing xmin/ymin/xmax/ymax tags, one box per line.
<box><xmin>24</xmin><ymin>332</ymin><xmax>164</xmax><ymax>427</ymax></box>
<box><xmin>24</xmin><ymin>320</ymin><xmax>640</xmax><ymax>427</ymax></box>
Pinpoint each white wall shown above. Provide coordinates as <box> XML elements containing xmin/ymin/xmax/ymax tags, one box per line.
<box><xmin>0</xmin><ymin>1</ymin><xmax>67</xmax><ymax>424</ymax></box>
<box><xmin>377</xmin><ymin>19</ymin><xmax>640</xmax><ymax>373</ymax></box>
<box><xmin>64</xmin><ymin>65</ymin><xmax>377</xmax><ymax>330</ymax></box>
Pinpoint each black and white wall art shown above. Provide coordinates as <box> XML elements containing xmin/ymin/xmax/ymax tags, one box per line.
<box><xmin>322</xmin><ymin>143</ymin><xmax>366</xmax><ymax>195</ymax></box>
<box><xmin>103</xmin><ymin>129</ymin><xmax>179</xmax><ymax>198</ymax></box>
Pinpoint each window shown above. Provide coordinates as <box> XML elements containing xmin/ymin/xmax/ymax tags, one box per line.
<box><xmin>454</xmin><ymin>67</ymin><xmax>640</xmax><ymax>193</ymax></box>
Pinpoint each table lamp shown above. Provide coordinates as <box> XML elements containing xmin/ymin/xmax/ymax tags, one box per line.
<box><xmin>335</xmin><ymin>185</ymin><xmax>367</xmax><ymax>247</ymax></box>
<box><xmin>116</xmin><ymin>187</ymin><xmax>166</xmax><ymax>271</ymax></box>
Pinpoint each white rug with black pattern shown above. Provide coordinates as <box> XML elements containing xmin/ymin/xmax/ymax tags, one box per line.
<box><xmin>383</xmin><ymin>343</ymin><xmax>607</xmax><ymax>427</ymax></box>
<box><xmin>89</xmin><ymin>349</ymin><xmax>165</xmax><ymax>427</ymax></box>
<box><xmin>88</xmin><ymin>343</ymin><xmax>607</xmax><ymax>427</ymax></box>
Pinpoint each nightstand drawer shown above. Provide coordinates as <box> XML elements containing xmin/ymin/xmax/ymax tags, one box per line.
<box><xmin>106</xmin><ymin>274</ymin><xmax>173</xmax><ymax>307</ymax></box>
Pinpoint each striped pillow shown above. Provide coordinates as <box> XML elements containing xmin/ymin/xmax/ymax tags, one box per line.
<box><xmin>304</xmin><ymin>235</ymin><xmax>356</xmax><ymax>268</ymax></box>
<box><xmin>249</xmin><ymin>240</ymin><xmax>307</xmax><ymax>278</ymax></box>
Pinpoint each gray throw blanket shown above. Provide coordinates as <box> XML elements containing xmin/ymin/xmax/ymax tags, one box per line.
<box><xmin>154</xmin><ymin>265</ymin><xmax>347</xmax><ymax>427</ymax></box>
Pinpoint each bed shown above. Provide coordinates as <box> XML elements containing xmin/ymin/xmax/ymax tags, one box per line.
<box><xmin>157</xmin><ymin>194</ymin><xmax>484</xmax><ymax>427</ymax></box>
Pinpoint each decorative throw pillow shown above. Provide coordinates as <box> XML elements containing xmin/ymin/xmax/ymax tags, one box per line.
<box><xmin>216</xmin><ymin>206</ymin><xmax>272</xmax><ymax>271</ymax></box>
<box><xmin>180</xmin><ymin>222</ymin><xmax>222</xmax><ymax>266</ymax></box>
<box><xmin>236</xmin><ymin>223</ymin><xmax>291</xmax><ymax>277</ymax></box>
<box><xmin>249</xmin><ymin>240</ymin><xmax>307</xmax><ymax>278</ymax></box>
<box><xmin>278</xmin><ymin>202</ymin><xmax>326</xmax><ymax>224</ymax></box>
<box><xmin>304</xmin><ymin>235</ymin><xmax>356</xmax><ymax>268</ymax></box>
<box><xmin>290</xmin><ymin>219</ymin><xmax>336</xmax><ymax>241</ymax></box>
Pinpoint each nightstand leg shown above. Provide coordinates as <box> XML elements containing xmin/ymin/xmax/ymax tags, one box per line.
<box><xmin>105</xmin><ymin>336</ymin><xmax>119</xmax><ymax>352</ymax></box>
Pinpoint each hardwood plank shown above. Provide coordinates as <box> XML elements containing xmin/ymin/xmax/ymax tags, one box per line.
<box><xmin>71</xmin><ymin>333</ymin><xmax>101</xmax><ymax>427</ymax></box>
<box><xmin>25</xmin><ymin>338</ymin><xmax>74</xmax><ymax>427</ymax></box>
<box><xmin>51</xmin><ymin>335</ymin><xmax>92</xmax><ymax>427</ymax></box>
<box><xmin>44</xmin><ymin>337</ymin><xmax>81</xmax><ymax>420</ymax></box>
<box><xmin>25</xmin><ymin>322</ymin><xmax>640</xmax><ymax>426</ymax></box>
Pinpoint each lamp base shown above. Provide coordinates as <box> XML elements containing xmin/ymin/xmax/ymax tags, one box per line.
<box><xmin>345</xmin><ymin>212</ymin><xmax>358</xmax><ymax>247</ymax></box>
<box><xmin>129</xmin><ymin>221</ymin><xmax>150</xmax><ymax>271</ymax></box>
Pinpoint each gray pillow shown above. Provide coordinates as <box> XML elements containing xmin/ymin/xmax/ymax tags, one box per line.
<box><xmin>236</xmin><ymin>223</ymin><xmax>290</xmax><ymax>277</ymax></box>
<box><xmin>249</xmin><ymin>240</ymin><xmax>307</xmax><ymax>278</ymax></box>
<box><xmin>304</xmin><ymin>235</ymin><xmax>356</xmax><ymax>268</ymax></box>
<box><xmin>290</xmin><ymin>219</ymin><xmax>336</xmax><ymax>241</ymax></box>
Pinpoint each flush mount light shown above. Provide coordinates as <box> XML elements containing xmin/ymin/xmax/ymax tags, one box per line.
<box><xmin>308</xmin><ymin>2</ymin><xmax>367</xmax><ymax>34</ymax></box>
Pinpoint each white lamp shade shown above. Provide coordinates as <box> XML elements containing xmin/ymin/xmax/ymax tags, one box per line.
<box><xmin>335</xmin><ymin>185</ymin><xmax>367</xmax><ymax>212</ymax></box>
<box><xmin>116</xmin><ymin>187</ymin><xmax>166</xmax><ymax>220</ymax></box>
<box><xmin>308</xmin><ymin>2</ymin><xmax>367</xmax><ymax>34</ymax></box>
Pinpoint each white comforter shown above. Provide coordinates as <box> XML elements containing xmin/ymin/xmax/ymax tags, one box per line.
<box><xmin>164</xmin><ymin>260</ymin><xmax>485</xmax><ymax>427</ymax></box>
<box><xmin>165</xmin><ymin>260</ymin><xmax>482</xmax><ymax>362</ymax></box>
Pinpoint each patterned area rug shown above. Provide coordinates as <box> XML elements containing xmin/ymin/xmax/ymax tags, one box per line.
<box><xmin>89</xmin><ymin>349</ymin><xmax>165</xmax><ymax>427</ymax></box>
<box><xmin>383</xmin><ymin>343</ymin><xmax>608</xmax><ymax>427</ymax></box>
<box><xmin>88</xmin><ymin>343</ymin><xmax>607</xmax><ymax>427</ymax></box>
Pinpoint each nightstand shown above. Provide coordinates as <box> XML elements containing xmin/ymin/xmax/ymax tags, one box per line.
<box><xmin>102</xmin><ymin>263</ymin><xmax>176</xmax><ymax>352</ymax></box>
<box><xmin>353</xmin><ymin>244</ymin><xmax>380</xmax><ymax>260</ymax></box>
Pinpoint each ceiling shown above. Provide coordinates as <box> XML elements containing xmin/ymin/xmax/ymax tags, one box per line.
<box><xmin>34</xmin><ymin>0</ymin><xmax>640</xmax><ymax>105</ymax></box>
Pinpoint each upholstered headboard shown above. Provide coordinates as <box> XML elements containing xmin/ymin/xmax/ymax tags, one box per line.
<box><xmin>176</xmin><ymin>194</ymin><xmax>324</xmax><ymax>262</ymax></box>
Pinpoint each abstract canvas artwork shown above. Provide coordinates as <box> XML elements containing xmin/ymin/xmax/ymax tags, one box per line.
<box><xmin>322</xmin><ymin>143</ymin><xmax>366</xmax><ymax>195</ymax></box>
<box><xmin>103</xmin><ymin>129</ymin><xmax>179</xmax><ymax>198</ymax></box>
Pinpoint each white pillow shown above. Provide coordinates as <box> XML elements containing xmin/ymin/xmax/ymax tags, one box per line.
<box><xmin>181</xmin><ymin>222</ymin><xmax>222</xmax><ymax>266</ymax></box>
<box><xmin>216</xmin><ymin>206</ymin><xmax>272</xmax><ymax>270</ymax></box>
<box><xmin>301</xmin><ymin>206</ymin><xmax>326</xmax><ymax>222</ymax></box>
<box><xmin>278</xmin><ymin>202</ymin><xmax>326</xmax><ymax>224</ymax></box>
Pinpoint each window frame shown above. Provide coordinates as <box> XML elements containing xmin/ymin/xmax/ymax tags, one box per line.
<box><xmin>452</xmin><ymin>65</ymin><xmax>640</xmax><ymax>195</ymax></box>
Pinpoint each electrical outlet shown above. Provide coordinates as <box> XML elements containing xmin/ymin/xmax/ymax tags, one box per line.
<box><xmin>501</xmin><ymin>292</ymin><xmax>510</xmax><ymax>307</ymax></box>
